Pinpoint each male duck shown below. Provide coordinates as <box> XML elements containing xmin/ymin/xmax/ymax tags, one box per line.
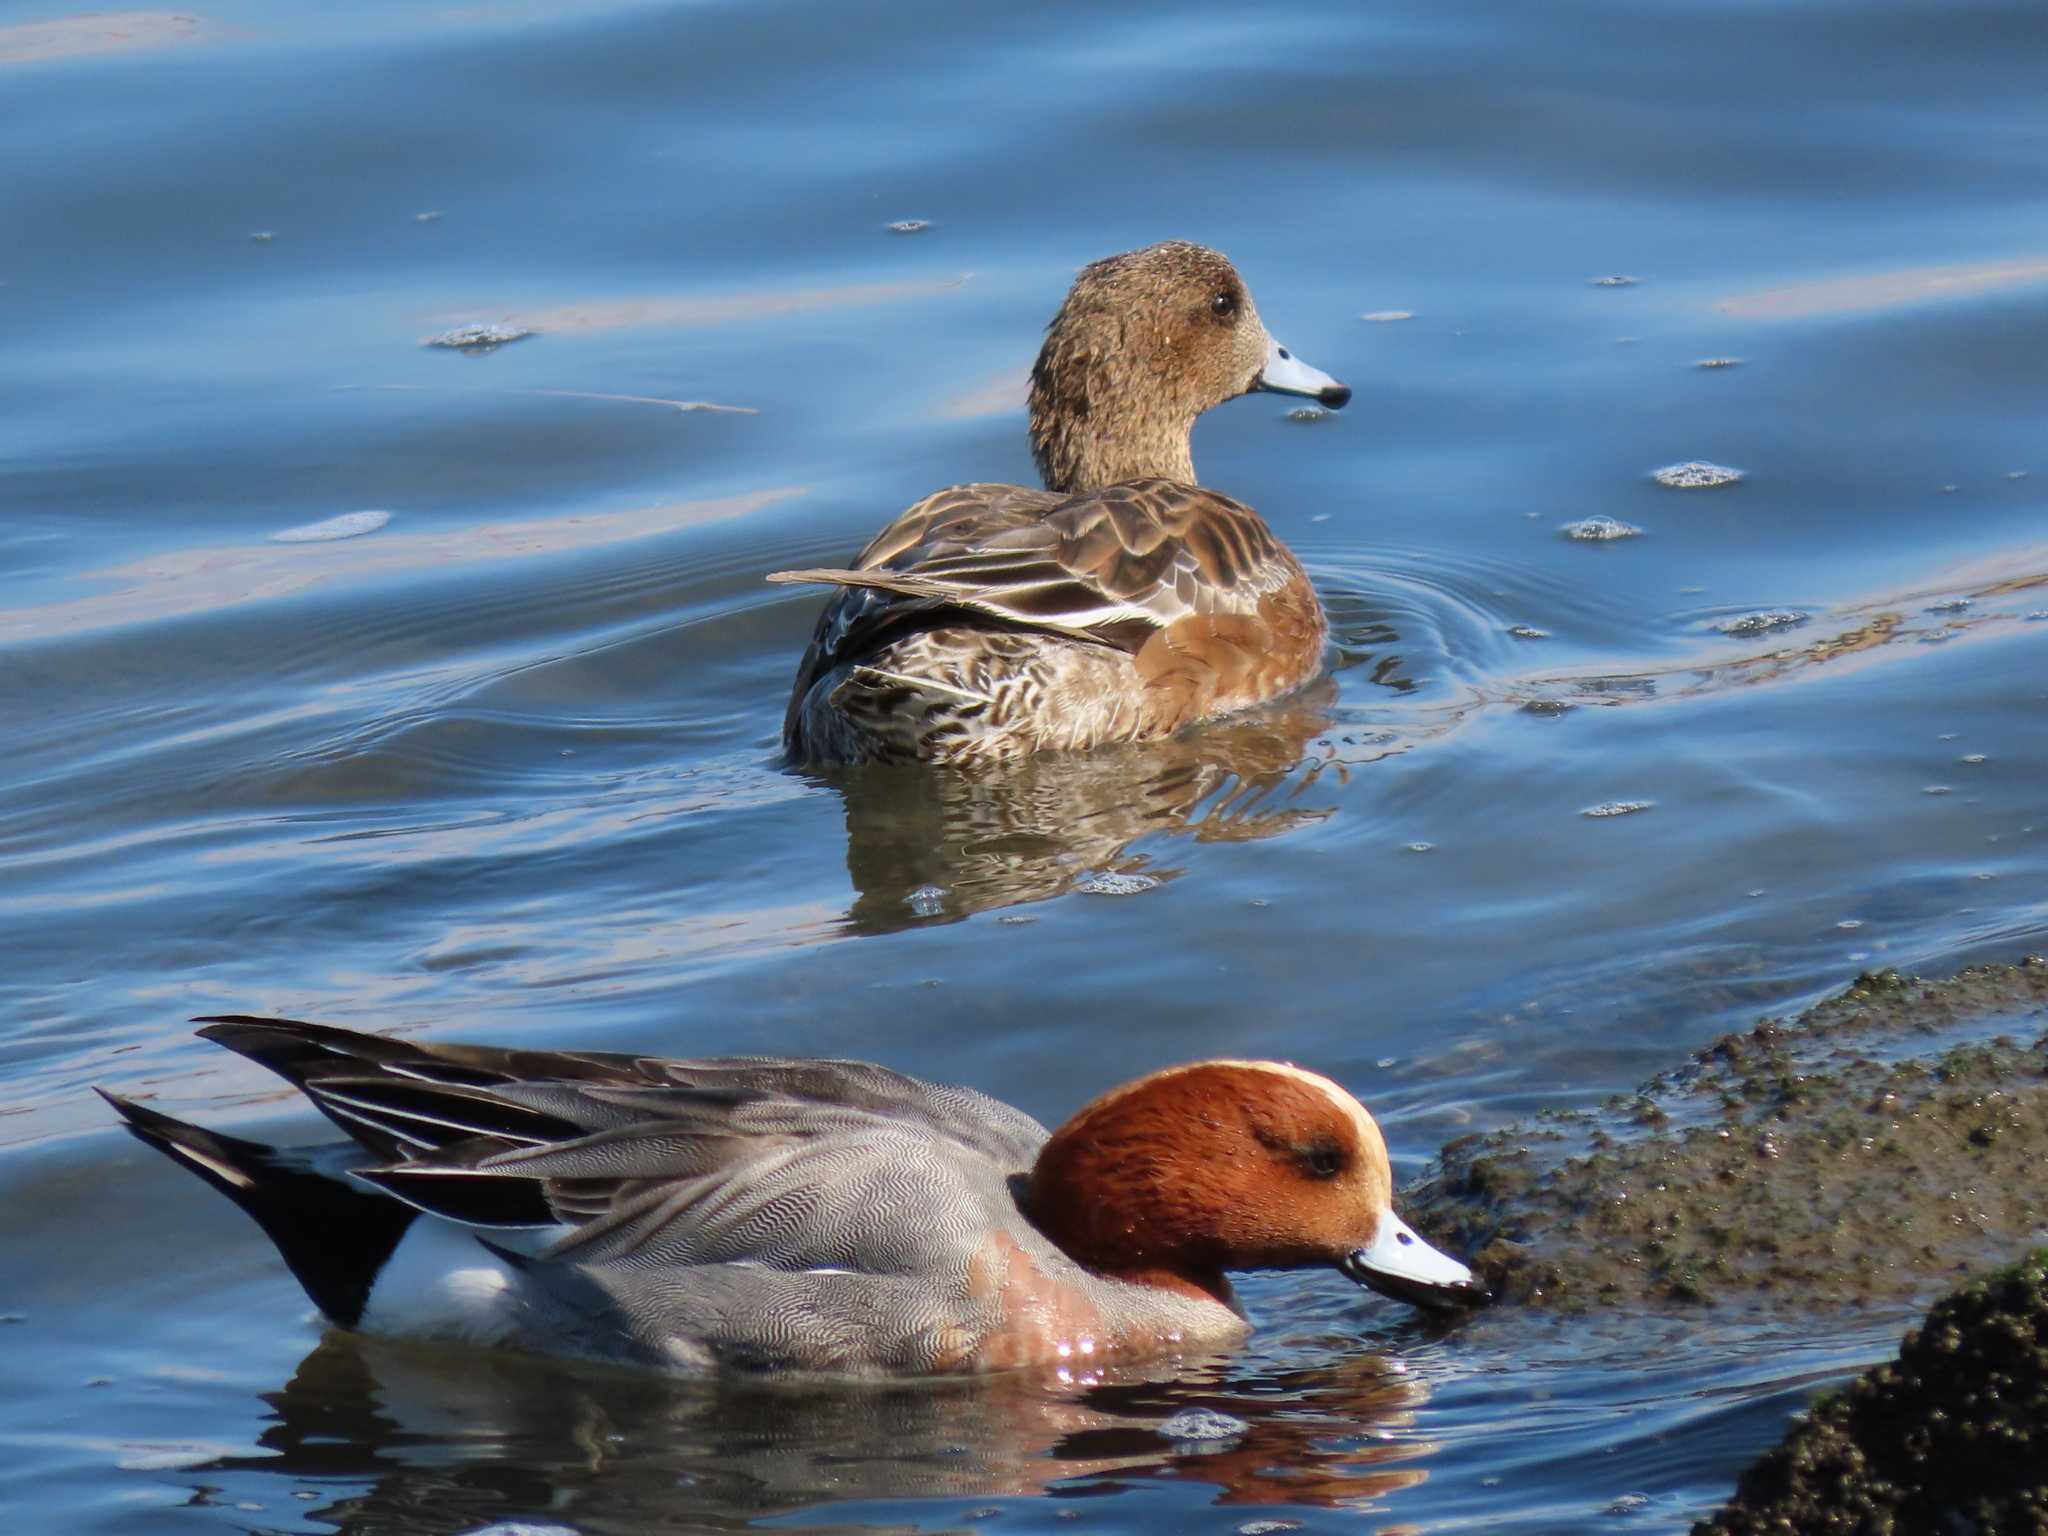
<box><xmin>773</xmin><ymin>240</ymin><xmax>1351</xmax><ymax>765</ymax></box>
<box><xmin>103</xmin><ymin>1018</ymin><xmax>1478</xmax><ymax>1376</ymax></box>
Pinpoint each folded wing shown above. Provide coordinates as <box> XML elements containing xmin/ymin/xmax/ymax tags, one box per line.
<box><xmin>197</xmin><ymin>1017</ymin><xmax>1049</xmax><ymax>1279</ymax></box>
<box><xmin>772</xmin><ymin>477</ymin><xmax>1296</xmax><ymax>704</ymax></box>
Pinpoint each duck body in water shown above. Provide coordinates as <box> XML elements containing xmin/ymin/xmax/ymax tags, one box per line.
<box><xmin>101</xmin><ymin>1017</ymin><xmax>1477</xmax><ymax>1377</ymax></box>
<box><xmin>773</xmin><ymin>241</ymin><xmax>1350</xmax><ymax>766</ymax></box>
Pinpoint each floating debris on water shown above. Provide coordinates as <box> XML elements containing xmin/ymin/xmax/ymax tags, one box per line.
<box><xmin>1653</xmin><ymin>460</ymin><xmax>1744</xmax><ymax>489</ymax></box>
<box><xmin>1562</xmin><ymin>516</ymin><xmax>1643</xmax><ymax>541</ymax></box>
<box><xmin>1582</xmin><ymin>801</ymin><xmax>1653</xmax><ymax>819</ymax></box>
<box><xmin>1284</xmin><ymin>405</ymin><xmax>1333</xmax><ymax>423</ymax></box>
<box><xmin>886</xmin><ymin>219</ymin><xmax>930</xmax><ymax>234</ymax></box>
<box><xmin>424</xmin><ymin>322</ymin><xmax>533</xmax><ymax>351</ymax></box>
<box><xmin>1359</xmin><ymin>309</ymin><xmax>1414</xmax><ymax>322</ymax></box>
<box><xmin>271</xmin><ymin>510</ymin><xmax>392</xmax><ymax>544</ymax></box>
<box><xmin>905</xmin><ymin>883</ymin><xmax>946</xmax><ymax>918</ymax></box>
<box><xmin>516</xmin><ymin>387</ymin><xmax>755</xmax><ymax>414</ymax></box>
<box><xmin>1925</xmin><ymin>597</ymin><xmax>1973</xmax><ymax>614</ymax></box>
<box><xmin>1507</xmin><ymin>625</ymin><xmax>1550</xmax><ymax>640</ymax></box>
<box><xmin>1718</xmin><ymin>610</ymin><xmax>1808</xmax><ymax>637</ymax></box>
<box><xmin>1694</xmin><ymin>357</ymin><xmax>1742</xmax><ymax>369</ymax></box>
<box><xmin>1158</xmin><ymin>1407</ymin><xmax>1249</xmax><ymax>1443</ymax></box>
<box><xmin>1074</xmin><ymin>872</ymin><xmax>1160</xmax><ymax>896</ymax></box>
<box><xmin>1591</xmin><ymin>274</ymin><xmax>1639</xmax><ymax>287</ymax></box>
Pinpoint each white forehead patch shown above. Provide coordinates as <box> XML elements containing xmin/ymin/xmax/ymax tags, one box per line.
<box><xmin>1201</xmin><ymin>1059</ymin><xmax>1384</xmax><ymax>1158</ymax></box>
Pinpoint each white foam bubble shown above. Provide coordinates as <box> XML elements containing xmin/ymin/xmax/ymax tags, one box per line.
<box><xmin>1159</xmin><ymin>1407</ymin><xmax>1248</xmax><ymax>1442</ymax></box>
<box><xmin>1582</xmin><ymin>801</ymin><xmax>1653</xmax><ymax>819</ymax></box>
<box><xmin>1562</xmin><ymin>517</ymin><xmax>1642</xmax><ymax>541</ymax></box>
<box><xmin>1653</xmin><ymin>461</ymin><xmax>1744</xmax><ymax>489</ymax></box>
<box><xmin>1073</xmin><ymin>872</ymin><xmax>1160</xmax><ymax>896</ymax></box>
<box><xmin>424</xmin><ymin>322</ymin><xmax>532</xmax><ymax>350</ymax></box>
<box><xmin>1718</xmin><ymin>611</ymin><xmax>1807</xmax><ymax>637</ymax></box>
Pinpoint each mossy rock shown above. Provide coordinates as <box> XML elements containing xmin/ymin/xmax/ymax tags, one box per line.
<box><xmin>1410</xmin><ymin>959</ymin><xmax>2048</xmax><ymax>1312</ymax></box>
<box><xmin>1695</xmin><ymin>1250</ymin><xmax>2048</xmax><ymax>1534</ymax></box>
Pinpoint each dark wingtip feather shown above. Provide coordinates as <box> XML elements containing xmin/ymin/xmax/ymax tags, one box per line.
<box><xmin>355</xmin><ymin>1165</ymin><xmax>559</xmax><ymax>1229</ymax></box>
<box><xmin>195</xmin><ymin>1016</ymin><xmax>416</xmax><ymax>1080</ymax></box>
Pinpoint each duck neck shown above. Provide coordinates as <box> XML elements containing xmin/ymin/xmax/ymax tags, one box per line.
<box><xmin>1101</xmin><ymin>1263</ymin><xmax>1240</xmax><ymax>1313</ymax></box>
<box><xmin>1027</xmin><ymin>340</ymin><xmax>1198</xmax><ymax>494</ymax></box>
<box><xmin>1020</xmin><ymin>1166</ymin><xmax>1238</xmax><ymax>1313</ymax></box>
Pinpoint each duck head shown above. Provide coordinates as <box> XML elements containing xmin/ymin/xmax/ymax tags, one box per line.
<box><xmin>1028</xmin><ymin>241</ymin><xmax>1350</xmax><ymax>495</ymax></box>
<box><xmin>1026</xmin><ymin>1060</ymin><xmax>1479</xmax><ymax>1312</ymax></box>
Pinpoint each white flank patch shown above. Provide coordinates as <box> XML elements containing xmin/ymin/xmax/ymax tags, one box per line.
<box><xmin>358</xmin><ymin>1221</ymin><xmax>523</xmax><ymax>1345</ymax></box>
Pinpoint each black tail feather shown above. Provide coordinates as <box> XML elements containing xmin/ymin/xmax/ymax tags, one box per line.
<box><xmin>99</xmin><ymin>1088</ymin><xmax>415</xmax><ymax>1327</ymax></box>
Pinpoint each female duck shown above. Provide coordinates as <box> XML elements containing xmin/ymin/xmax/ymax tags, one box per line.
<box><xmin>104</xmin><ymin>1017</ymin><xmax>1477</xmax><ymax>1376</ymax></box>
<box><xmin>773</xmin><ymin>241</ymin><xmax>1351</xmax><ymax>765</ymax></box>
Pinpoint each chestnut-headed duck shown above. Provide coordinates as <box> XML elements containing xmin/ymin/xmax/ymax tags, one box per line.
<box><xmin>771</xmin><ymin>240</ymin><xmax>1351</xmax><ymax>766</ymax></box>
<box><xmin>102</xmin><ymin>1017</ymin><xmax>1478</xmax><ymax>1377</ymax></box>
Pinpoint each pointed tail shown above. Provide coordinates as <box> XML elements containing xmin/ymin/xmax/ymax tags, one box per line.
<box><xmin>98</xmin><ymin>1089</ymin><xmax>415</xmax><ymax>1328</ymax></box>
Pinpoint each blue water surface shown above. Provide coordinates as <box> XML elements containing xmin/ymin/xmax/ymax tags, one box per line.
<box><xmin>3</xmin><ymin>1</ymin><xmax>2046</xmax><ymax>1532</ymax></box>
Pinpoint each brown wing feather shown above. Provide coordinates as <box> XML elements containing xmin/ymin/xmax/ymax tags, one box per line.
<box><xmin>773</xmin><ymin>478</ymin><xmax>1292</xmax><ymax>690</ymax></box>
<box><xmin>849</xmin><ymin>482</ymin><xmax>1067</xmax><ymax>568</ymax></box>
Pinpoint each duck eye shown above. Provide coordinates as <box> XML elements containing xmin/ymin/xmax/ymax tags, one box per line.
<box><xmin>1301</xmin><ymin>1142</ymin><xmax>1345</xmax><ymax>1179</ymax></box>
<box><xmin>1209</xmin><ymin>290</ymin><xmax>1238</xmax><ymax>320</ymax></box>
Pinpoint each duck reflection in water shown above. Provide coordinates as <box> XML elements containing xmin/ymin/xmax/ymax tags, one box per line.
<box><xmin>192</xmin><ymin>1331</ymin><xmax>1434</xmax><ymax>1532</ymax></box>
<box><xmin>816</xmin><ymin>677</ymin><xmax>1347</xmax><ymax>933</ymax></box>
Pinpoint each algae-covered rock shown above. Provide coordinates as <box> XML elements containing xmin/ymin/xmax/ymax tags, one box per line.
<box><xmin>1409</xmin><ymin>960</ymin><xmax>2048</xmax><ymax>1311</ymax></box>
<box><xmin>1694</xmin><ymin>1250</ymin><xmax>2048</xmax><ymax>1535</ymax></box>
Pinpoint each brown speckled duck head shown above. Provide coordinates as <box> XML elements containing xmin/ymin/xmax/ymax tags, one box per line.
<box><xmin>1025</xmin><ymin>1060</ymin><xmax>1480</xmax><ymax>1312</ymax></box>
<box><xmin>1027</xmin><ymin>241</ymin><xmax>1350</xmax><ymax>495</ymax></box>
